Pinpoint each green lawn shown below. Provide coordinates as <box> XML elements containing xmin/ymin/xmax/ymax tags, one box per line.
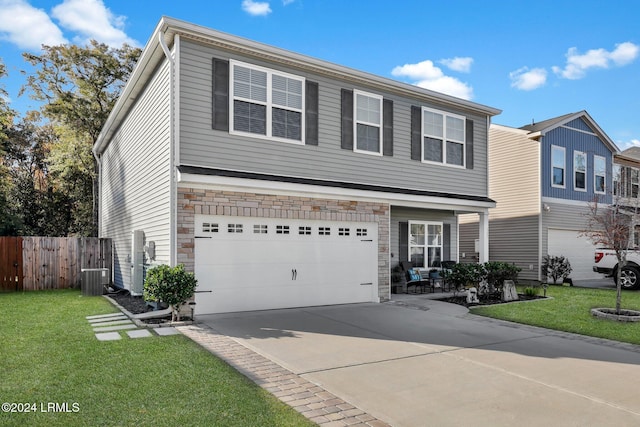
<box><xmin>0</xmin><ymin>290</ymin><xmax>314</xmax><ymax>427</ymax></box>
<box><xmin>472</xmin><ymin>286</ymin><xmax>640</xmax><ymax>345</ymax></box>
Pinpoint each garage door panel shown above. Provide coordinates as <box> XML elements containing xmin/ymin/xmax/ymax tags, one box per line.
<box><xmin>547</xmin><ymin>229</ymin><xmax>600</xmax><ymax>280</ymax></box>
<box><xmin>194</xmin><ymin>216</ymin><xmax>378</xmax><ymax>314</ymax></box>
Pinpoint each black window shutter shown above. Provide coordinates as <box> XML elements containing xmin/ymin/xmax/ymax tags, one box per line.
<box><xmin>305</xmin><ymin>81</ymin><xmax>319</xmax><ymax>146</ymax></box>
<box><xmin>443</xmin><ymin>223</ymin><xmax>451</xmax><ymax>261</ymax></box>
<box><xmin>466</xmin><ymin>119</ymin><xmax>474</xmax><ymax>169</ymax></box>
<box><xmin>399</xmin><ymin>222</ymin><xmax>408</xmax><ymax>263</ymax></box>
<box><xmin>383</xmin><ymin>99</ymin><xmax>393</xmax><ymax>156</ymax></box>
<box><xmin>212</xmin><ymin>58</ymin><xmax>229</xmax><ymax>131</ymax></box>
<box><xmin>341</xmin><ymin>89</ymin><xmax>354</xmax><ymax>150</ymax></box>
<box><xmin>410</xmin><ymin>106</ymin><xmax>422</xmax><ymax>160</ymax></box>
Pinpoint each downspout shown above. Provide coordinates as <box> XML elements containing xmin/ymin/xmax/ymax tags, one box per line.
<box><xmin>93</xmin><ymin>151</ymin><xmax>102</xmax><ymax>236</ymax></box>
<box><xmin>159</xmin><ymin>31</ymin><xmax>178</xmax><ymax>267</ymax></box>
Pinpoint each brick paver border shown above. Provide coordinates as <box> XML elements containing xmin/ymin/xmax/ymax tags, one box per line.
<box><xmin>177</xmin><ymin>323</ymin><xmax>391</xmax><ymax>427</ymax></box>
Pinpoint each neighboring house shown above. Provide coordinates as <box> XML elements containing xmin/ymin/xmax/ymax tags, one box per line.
<box><xmin>461</xmin><ymin>111</ymin><xmax>618</xmax><ymax>282</ymax></box>
<box><xmin>93</xmin><ymin>17</ymin><xmax>500</xmax><ymax>314</ymax></box>
<box><xmin>613</xmin><ymin>147</ymin><xmax>640</xmax><ymax>245</ymax></box>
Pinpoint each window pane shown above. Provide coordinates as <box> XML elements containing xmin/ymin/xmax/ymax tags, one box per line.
<box><xmin>272</xmin><ymin>108</ymin><xmax>301</xmax><ymax>140</ymax></box>
<box><xmin>410</xmin><ymin>224</ymin><xmax>425</xmax><ymax>245</ymax></box>
<box><xmin>553</xmin><ymin>167</ymin><xmax>564</xmax><ymax>186</ymax></box>
<box><xmin>595</xmin><ymin>176</ymin><xmax>605</xmax><ymax>192</ymax></box>
<box><xmin>428</xmin><ymin>224</ymin><xmax>442</xmax><ymax>245</ymax></box>
<box><xmin>594</xmin><ymin>157</ymin><xmax>606</xmax><ymax>174</ymax></box>
<box><xmin>356</xmin><ymin>93</ymin><xmax>381</xmax><ymax>125</ymax></box>
<box><xmin>446</xmin><ymin>116</ymin><xmax>464</xmax><ymax>142</ymax></box>
<box><xmin>423</xmin><ymin>110</ymin><xmax>443</xmax><ymax>137</ymax></box>
<box><xmin>272</xmin><ymin>74</ymin><xmax>302</xmax><ymax>109</ymax></box>
<box><xmin>446</xmin><ymin>141</ymin><xmax>464</xmax><ymax>166</ymax></box>
<box><xmin>575</xmin><ymin>172</ymin><xmax>586</xmax><ymax>189</ymax></box>
<box><xmin>234</xmin><ymin>66</ymin><xmax>266</xmax><ymax>102</ymax></box>
<box><xmin>552</xmin><ymin>147</ymin><xmax>564</xmax><ymax>168</ymax></box>
<box><xmin>424</xmin><ymin>137</ymin><xmax>443</xmax><ymax>162</ymax></box>
<box><xmin>234</xmin><ymin>100</ymin><xmax>266</xmax><ymax>134</ymax></box>
<box><xmin>428</xmin><ymin>247</ymin><xmax>442</xmax><ymax>267</ymax></box>
<box><xmin>410</xmin><ymin>248</ymin><xmax>425</xmax><ymax>268</ymax></box>
<box><xmin>574</xmin><ymin>153</ymin><xmax>586</xmax><ymax>172</ymax></box>
<box><xmin>356</xmin><ymin>123</ymin><xmax>380</xmax><ymax>152</ymax></box>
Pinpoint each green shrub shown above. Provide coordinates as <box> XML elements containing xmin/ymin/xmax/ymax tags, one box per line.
<box><xmin>541</xmin><ymin>255</ymin><xmax>572</xmax><ymax>284</ymax></box>
<box><xmin>143</xmin><ymin>264</ymin><xmax>198</xmax><ymax>321</ymax></box>
<box><xmin>485</xmin><ymin>261</ymin><xmax>522</xmax><ymax>293</ymax></box>
<box><xmin>524</xmin><ymin>287</ymin><xmax>539</xmax><ymax>297</ymax></box>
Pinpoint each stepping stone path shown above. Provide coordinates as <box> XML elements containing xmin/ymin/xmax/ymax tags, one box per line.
<box><xmin>86</xmin><ymin>313</ymin><xmax>178</xmax><ymax>341</ymax></box>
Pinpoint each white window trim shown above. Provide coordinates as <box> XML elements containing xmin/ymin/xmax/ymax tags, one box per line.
<box><xmin>594</xmin><ymin>155</ymin><xmax>606</xmax><ymax>194</ymax></box>
<box><xmin>421</xmin><ymin>107</ymin><xmax>465</xmax><ymax>168</ymax></box>
<box><xmin>573</xmin><ymin>150</ymin><xmax>587</xmax><ymax>192</ymax></box>
<box><xmin>229</xmin><ymin>59</ymin><xmax>305</xmax><ymax>145</ymax></box>
<box><xmin>551</xmin><ymin>145</ymin><xmax>566</xmax><ymax>189</ymax></box>
<box><xmin>408</xmin><ymin>220</ymin><xmax>443</xmax><ymax>269</ymax></box>
<box><xmin>353</xmin><ymin>89</ymin><xmax>383</xmax><ymax>156</ymax></box>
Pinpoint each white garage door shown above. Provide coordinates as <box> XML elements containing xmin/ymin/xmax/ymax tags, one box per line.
<box><xmin>547</xmin><ymin>229</ymin><xmax>600</xmax><ymax>280</ymax></box>
<box><xmin>194</xmin><ymin>215</ymin><xmax>378</xmax><ymax>314</ymax></box>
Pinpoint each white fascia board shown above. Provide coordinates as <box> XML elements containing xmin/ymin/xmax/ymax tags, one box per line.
<box><xmin>177</xmin><ymin>171</ymin><xmax>495</xmax><ymax>213</ymax></box>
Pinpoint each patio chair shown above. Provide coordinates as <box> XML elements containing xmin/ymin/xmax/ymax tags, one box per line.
<box><xmin>405</xmin><ymin>268</ymin><xmax>432</xmax><ymax>294</ymax></box>
<box><xmin>428</xmin><ymin>269</ymin><xmax>444</xmax><ymax>292</ymax></box>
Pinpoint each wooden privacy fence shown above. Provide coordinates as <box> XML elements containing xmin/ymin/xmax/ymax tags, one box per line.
<box><xmin>0</xmin><ymin>237</ymin><xmax>112</xmax><ymax>292</ymax></box>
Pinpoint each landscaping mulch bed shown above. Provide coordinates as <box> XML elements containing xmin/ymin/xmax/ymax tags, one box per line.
<box><xmin>107</xmin><ymin>290</ymin><xmax>152</xmax><ymax>314</ymax></box>
<box><xmin>443</xmin><ymin>293</ymin><xmax>547</xmax><ymax>308</ymax></box>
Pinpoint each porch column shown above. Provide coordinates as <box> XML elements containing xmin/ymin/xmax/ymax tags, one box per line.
<box><xmin>478</xmin><ymin>211</ymin><xmax>489</xmax><ymax>263</ymax></box>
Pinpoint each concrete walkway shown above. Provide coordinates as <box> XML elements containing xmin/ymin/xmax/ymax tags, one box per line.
<box><xmin>180</xmin><ymin>297</ymin><xmax>640</xmax><ymax>427</ymax></box>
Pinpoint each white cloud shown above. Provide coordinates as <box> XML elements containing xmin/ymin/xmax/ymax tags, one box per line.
<box><xmin>509</xmin><ymin>67</ymin><xmax>547</xmax><ymax>90</ymax></box>
<box><xmin>552</xmin><ymin>42</ymin><xmax>639</xmax><ymax>80</ymax></box>
<box><xmin>282</xmin><ymin>0</ymin><xmax>295</xmax><ymax>4</ymax></box>
<box><xmin>391</xmin><ymin>59</ymin><xmax>473</xmax><ymax>100</ymax></box>
<box><xmin>0</xmin><ymin>0</ymin><xmax>67</xmax><ymax>50</ymax></box>
<box><xmin>439</xmin><ymin>57</ymin><xmax>473</xmax><ymax>73</ymax></box>
<box><xmin>52</xmin><ymin>0</ymin><xmax>139</xmax><ymax>47</ymax></box>
<box><xmin>242</xmin><ymin>0</ymin><xmax>272</xmax><ymax>16</ymax></box>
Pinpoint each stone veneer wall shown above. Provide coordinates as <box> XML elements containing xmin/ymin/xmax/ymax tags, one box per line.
<box><xmin>177</xmin><ymin>187</ymin><xmax>391</xmax><ymax>301</ymax></box>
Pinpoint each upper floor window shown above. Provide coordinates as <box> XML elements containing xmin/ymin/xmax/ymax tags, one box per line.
<box><xmin>354</xmin><ymin>90</ymin><xmax>383</xmax><ymax>155</ymax></box>
<box><xmin>613</xmin><ymin>164</ymin><xmax>621</xmax><ymax>197</ymax></box>
<box><xmin>594</xmin><ymin>155</ymin><xmax>606</xmax><ymax>194</ymax></box>
<box><xmin>422</xmin><ymin>108</ymin><xmax>465</xmax><ymax>167</ymax></box>
<box><xmin>551</xmin><ymin>145</ymin><xmax>565</xmax><ymax>188</ymax></box>
<box><xmin>574</xmin><ymin>151</ymin><xmax>587</xmax><ymax>191</ymax></box>
<box><xmin>230</xmin><ymin>60</ymin><xmax>304</xmax><ymax>143</ymax></box>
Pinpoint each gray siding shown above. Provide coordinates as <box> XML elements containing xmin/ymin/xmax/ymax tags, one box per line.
<box><xmin>389</xmin><ymin>207</ymin><xmax>458</xmax><ymax>269</ymax></box>
<box><xmin>459</xmin><ymin>126</ymin><xmax>542</xmax><ymax>280</ymax></box>
<box><xmin>541</xmin><ymin>201</ymin><xmax>591</xmax><ymax>257</ymax></box>
<box><xmin>100</xmin><ymin>60</ymin><xmax>172</xmax><ymax>290</ymax></box>
<box><xmin>178</xmin><ymin>39</ymin><xmax>490</xmax><ymax>198</ymax></box>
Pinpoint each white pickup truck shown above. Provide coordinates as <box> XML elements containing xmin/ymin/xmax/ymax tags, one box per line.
<box><xmin>593</xmin><ymin>249</ymin><xmax>640</xmax><ymax>290</ymax></box>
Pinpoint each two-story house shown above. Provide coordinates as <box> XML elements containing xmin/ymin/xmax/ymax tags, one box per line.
<box><xmin>461</xmin><ymin>111</ymin><xmax>618</xmax><ymax>283</ymax></box>
<box><xmin>613</xmin><ymin>147</ymin><xmax>640</xmax><ymax>246</ymax></box>
<box><xmin>93</xmin><ymin>17</ymin><xmax>500</xmax><ymax>314</ymax></box>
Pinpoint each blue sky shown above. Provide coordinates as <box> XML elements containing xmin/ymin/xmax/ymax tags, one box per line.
<box><xmin>1</xmin><ymin>0</ymin><xmax>639</xmax><ymax>149</ymax></box>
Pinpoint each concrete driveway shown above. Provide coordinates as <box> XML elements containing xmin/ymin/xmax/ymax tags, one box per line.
<box><xmin>196</xmin><ymin>298</ymin><xmax>640</xmax><ymax>427</ymax></box>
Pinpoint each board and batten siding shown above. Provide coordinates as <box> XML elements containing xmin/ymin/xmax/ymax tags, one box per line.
<box><xmin>541</xmin><ymin>120</ymin><xmax>613</xmax><ymax>204</ymax></box>
<box><xmin>177</xmin><ymin>39</ymin><xmax>490</xmax><ymax>198</ymax></box>
<box><xmin>100</xmin><ymin>60</ymin><xmax>172</xmax><ymax>290</ymax></box>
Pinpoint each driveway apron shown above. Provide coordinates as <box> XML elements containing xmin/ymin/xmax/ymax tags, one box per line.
<box><xmin>192</xmin><ymin>300</ymin><xmax>640</xmax><ymax>427</ymax></box>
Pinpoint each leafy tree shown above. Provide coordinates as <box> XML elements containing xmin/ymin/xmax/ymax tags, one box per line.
<box><xmin>21</xmin><ymin>41</ymin><xmax>141</xmax><ymax>235</ymax></box>
<box><xmin>581</xmin><ymin>199</ymin><xmax>631</xmax><ymax>314</ymax></box>
<box><xmin>0</xmin><ymin>59</ymin><xmax>21</xmax><ymax>234</ymax></box>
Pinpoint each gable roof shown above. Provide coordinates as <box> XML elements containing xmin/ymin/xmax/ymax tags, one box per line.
<box><xmin>519</xmin><ymin>110</ymin><xmax>619</xmax><ymax>153</ymax></box>
<box><xmin>617</xmin><ymin>146</ymin><xmax>640</xmax><ymax>162</ymax></box>
<box><xmin>94</xmin><ymin>16</ymin><xmax>501</xmax><ymax>156</ymax></box>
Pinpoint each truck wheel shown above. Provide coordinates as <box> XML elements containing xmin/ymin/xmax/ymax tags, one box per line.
<box><xmin>614</xmin><ymin>266</ymin><xmax>640</xmax><ymax>290</ymax></box>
